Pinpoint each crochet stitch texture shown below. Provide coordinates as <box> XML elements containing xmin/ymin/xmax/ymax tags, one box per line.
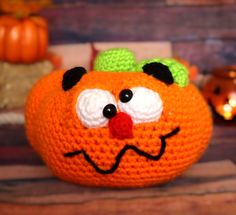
<box><xmin>25</xmin><ymin>48</ymin><xmax>212</xmax><ymax>188</ymax></box>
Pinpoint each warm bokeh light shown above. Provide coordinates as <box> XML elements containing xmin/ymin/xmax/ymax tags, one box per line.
<box><xmin>223</xmin><ymin>111</ymin><xmax>233</xmax><ymax>120</ymax></box>
<box><xmin>228</xmin><ymin>92</ymin><xmax>236</xmax><ymax>107</ymax></box>
<box><xmin>214</xmin><ymin>92</ymin><xmax>236</xmax><ymax>120</ymax></box>
<box><xmin>223</xmin><ymin>104</ymin><xmax>233</xmax><ymax>113</ymax></box>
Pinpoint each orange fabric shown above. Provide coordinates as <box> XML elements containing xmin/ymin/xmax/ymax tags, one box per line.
<box><xmin>25</xmin><ymin>71</ymin><xmax>212</xmax><ymax>188</ymax></box>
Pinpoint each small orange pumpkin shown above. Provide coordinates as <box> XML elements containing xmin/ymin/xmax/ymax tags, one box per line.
<box><xmin>0</xmin><ymin>15</ymin><xmax>48</xmax><ymax>64</ymax></box>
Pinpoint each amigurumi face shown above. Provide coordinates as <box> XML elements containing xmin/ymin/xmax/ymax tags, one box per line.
<box><xmin>25</xmin><ymin>48</ymin><xmax>212</xmax><ymax>188</ymax></box>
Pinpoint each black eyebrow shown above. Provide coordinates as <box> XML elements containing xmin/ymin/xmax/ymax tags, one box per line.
<box><xmin>62</xmin><ymin>67</ymin><xmax>87</xmax><ymax>91</ymax></box>
<box><xmin>142</xmin><ymin>62</ymin><xmax>174</xmax><ymax>85</ymax></box>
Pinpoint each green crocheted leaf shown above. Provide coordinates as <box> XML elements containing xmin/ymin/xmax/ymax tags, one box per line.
<box><xmin>136</xmin><ymin>58</ymin><xmax>189</xmax><ymax>87</ymax></box>
<box><xmin>94</xmin><ymin>48</ymin><xmax>137</xmax><ymax>72</ymax></box>
<box><xmin>94</xmin><ymin>48</ymin><xmax>189</xmax><ymax>87</ymax></box>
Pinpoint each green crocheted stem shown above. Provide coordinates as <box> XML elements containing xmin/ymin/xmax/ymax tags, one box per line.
<box><xmin>94</xmin><ymin>48</ymin><xmax>189</xmax><ymax>87</ymax></box>
<box><xmin>136</xmin><ymin>58</ymin><xmax>189</xmax><ymax>87</ymax></box>
<box><xmin>94</xmin><ymin>48</ymin><xmax>137</xmax><ymax>72</ymax></box>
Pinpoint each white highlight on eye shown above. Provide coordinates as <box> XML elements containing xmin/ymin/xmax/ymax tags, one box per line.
<box><xmin>76</xmin><ymin>89</ymin><xmax>117</xmax><ymax>128</ymax></box>
<box><xmin>118</xmin><ymin>87</ymin><xmax>163</xmax><ymax>124</ymax></box>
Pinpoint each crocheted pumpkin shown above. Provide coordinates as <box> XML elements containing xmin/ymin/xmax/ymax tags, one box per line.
<box><xmin>25</xmin><ymin>48</ymin><xmax>212</xmax><ymax>188</ymax></box>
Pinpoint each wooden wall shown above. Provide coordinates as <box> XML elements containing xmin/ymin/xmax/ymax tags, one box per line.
<box><xmin>40</xmin><ymin>0</ymin><xmax>236</xmax><ymax>71</ymax></box>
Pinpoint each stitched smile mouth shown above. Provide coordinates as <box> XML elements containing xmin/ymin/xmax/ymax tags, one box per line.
<box><xmin>64</xmin><ymin>127</ymin><xmax>180</xmax><ymax>174</ymax></box>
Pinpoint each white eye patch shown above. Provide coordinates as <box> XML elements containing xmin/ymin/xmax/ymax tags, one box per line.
<box><xmin>76</xmin><ymin>89</ymin><xmax>117</xmax><ymax>128</ymax></box>
<box><xmin>118</xmin><ymin>87</ymin><xmax>163</xmax><ymax>124</ymax></box>
<box><xmin>76</xmin><ymin>87</ymin><xmax>163</xmax><ymax>128</ymax></box>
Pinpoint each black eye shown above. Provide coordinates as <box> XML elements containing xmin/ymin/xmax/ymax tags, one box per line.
<box><xmin>103</xmin><ymin>104</ymin><xmax>117</xmax><ymax>119</ymax></box>
<box><xmin>119</xmin><ymin>89</ymin><xmax>133</xmax><ymax>103</ymax></box>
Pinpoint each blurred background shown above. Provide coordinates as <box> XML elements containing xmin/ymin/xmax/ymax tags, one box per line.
<box><xmin>43</xmin><ymin>0</ymin><xmax>236</xmax><ymax>71</ymax></box>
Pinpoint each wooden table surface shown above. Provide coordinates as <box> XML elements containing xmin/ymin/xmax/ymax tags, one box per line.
<box><xmin>0</xmin><ymin>122</ymin><xmax>236</xmax><ymax>215</ymax></box>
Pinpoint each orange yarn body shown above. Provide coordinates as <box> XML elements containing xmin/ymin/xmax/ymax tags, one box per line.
<box><xmin>25</xmin><ymin>71</ymin><xmax>212</xmax><ymax>187</ymax></box>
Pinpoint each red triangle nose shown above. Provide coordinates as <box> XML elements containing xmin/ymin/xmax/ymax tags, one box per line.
<box><xmin>108</xmin><ymin>112</ymin><xmax>133</xmax><ymax>140</ymax></box>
